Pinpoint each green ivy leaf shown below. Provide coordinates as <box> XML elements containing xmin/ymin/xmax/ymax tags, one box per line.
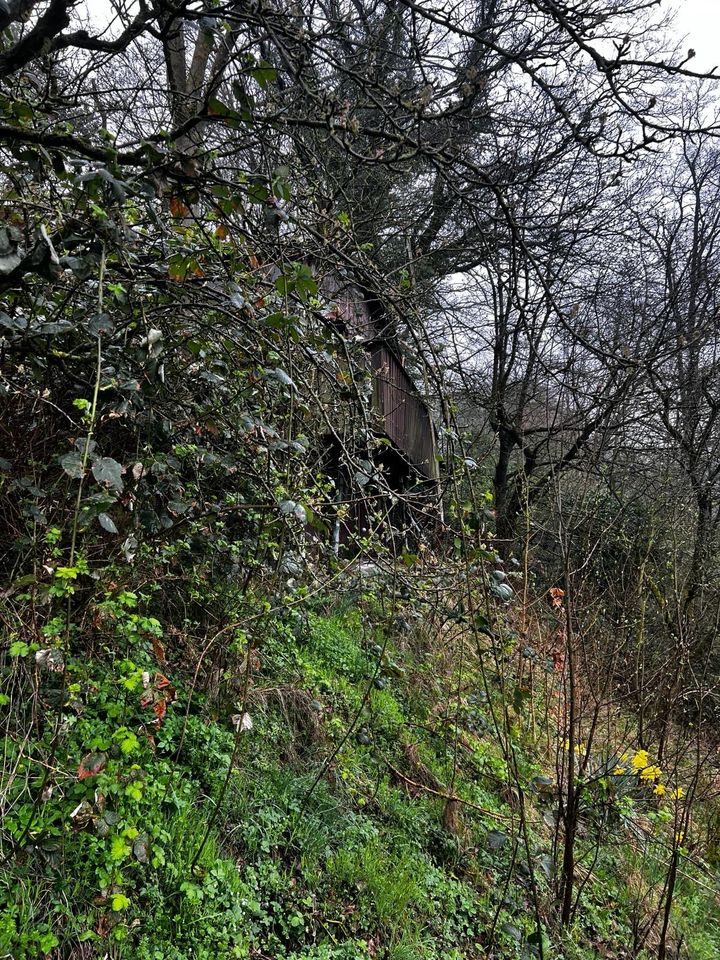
<box><xmin>487</xmin><ymin>829</ymin><xmax>507</xmax><ymax>850</ymax></box>
<box><xmin>247</xmin><ymin>180</ymin><xmax>269</xmax><ymax>205</ymax></box>
<box><xmin>87</xmin><ymin>313</ymin><xmax>114</xmax><ymax>337</ymax></box>
<box><xmin>250</xmin><ymin>61</ymin><xmax>277</xmax><ymax>88</ymax></box>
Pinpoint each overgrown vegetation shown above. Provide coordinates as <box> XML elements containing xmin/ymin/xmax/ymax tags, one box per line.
<box><xmin>2</xmin><ymin>2</ymin><xmax>720</xmax><ymax>959</ymax></box>
<box><xmin>5</xmin><ymin>596</ymin><xmax>720</xmax><ymax>958</ymax></box>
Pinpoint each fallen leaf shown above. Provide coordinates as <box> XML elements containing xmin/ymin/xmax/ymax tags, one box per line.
<box><xmin>70</xmin><ymin>799</ymin><xmax>94</xmax><ymax>828</ymax></box>
<box><xmin>231</xmin><ymin>712</ymin><xmax>253</xmax><ymax>732</ymax></box>
<box><xmin>35</xmin><ymin>648</ymin><xmax>65</xmax><ymax>672</ymax></box>
<box><xmin>77</xmin><ymin>751</ymin><xmax>107</xmax><ymax>780</ymax></box>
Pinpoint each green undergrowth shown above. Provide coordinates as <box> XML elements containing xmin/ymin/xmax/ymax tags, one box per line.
<box><xmin>2</xmin><ymin>601</ymin><xmax>720</xmax><ymax>959</ymax></box>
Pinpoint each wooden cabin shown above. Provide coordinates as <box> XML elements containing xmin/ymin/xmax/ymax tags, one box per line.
<box><xmin>320</xmin><ymin>271</ymin><xmax>438</xmax><ymax>485</ymax></box>
<box><xmin>368</xmin><ymin>344</ymin><xmax>438</xmax><ymax>483</ymax></box>
<box><xmin>318</xmin><ymin>272</ymin><xmax>439</xmax><ymax>547</ymax></box>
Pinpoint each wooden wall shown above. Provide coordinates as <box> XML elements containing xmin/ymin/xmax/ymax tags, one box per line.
<box><xmin>370</xmin><ymin>345</ymin><xmax>438</xmax><ymax>481</ymax></box>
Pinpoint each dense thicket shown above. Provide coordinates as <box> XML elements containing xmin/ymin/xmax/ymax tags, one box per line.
<box><xmin>2</xmin><ymin>2</ymin><xmax>720</xmax><ymax>959</ymax></box>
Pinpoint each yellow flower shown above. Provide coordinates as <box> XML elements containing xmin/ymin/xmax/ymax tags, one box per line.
<box><xmin>671</xmin><ymin>787</ymin><xmax>685</xmax><ymax>800</ymax></box>
<box><xmin>631</xmin><ymin>750</ymin><xmax>649</xmax><ymax>770</ymax></box>
<box><xmin>675</xmin><ymin>831</ymin><xmax>685</xmax><ymax>844</ymax></box>
<box><xmin>653</xmin><ymin>783</ymin><xmax>666</xmax><ymax>796</ymax></box>
<box><xmin>574</xmin><ymin>742</ymin><xmax>586</xmax><ymax>756</ymax></box>
<box><xmin>640</xmin><ymin>765</ymin><xmax>662</xmax><ymax>782</ymax></box>
<box><xmin>613</xmin><ymin>766</ymin><xmax>626</xmax><ymax>776</ymax></box>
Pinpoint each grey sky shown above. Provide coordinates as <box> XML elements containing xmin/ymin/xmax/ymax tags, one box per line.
<box><xmin>672</xmin><ymin>0</ymin><xmax>720</xmax><ymax>72</ymax></box>
<box><xmin>83</xmin><ymin>0</ymin><xmax>720</xmax><ymax>76</ymax></box>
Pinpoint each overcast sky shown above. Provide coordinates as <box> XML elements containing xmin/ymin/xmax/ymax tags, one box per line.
<box><xmin>83</xmin><ymin>0</ymin><xmax>720</xmax><ymax>75</ymax></box>
<box><xmin>672</xmin><ymin>0</ymin><xmax>720</xmax><ymax>72</ymax></box>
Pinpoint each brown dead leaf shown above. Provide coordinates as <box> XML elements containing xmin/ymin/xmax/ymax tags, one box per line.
<box><xmin>151</xmin><ymin>635</ymin><xmax>166</xmax><ymax>663</ymax></box>
<box><xmin>169</xmin><ymin>196</ymin><xmax>189</xmax><ymax>218</ymax></box>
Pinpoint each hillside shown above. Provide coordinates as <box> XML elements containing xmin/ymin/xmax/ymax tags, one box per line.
<box><xmin>2</xmin><ymin>2</ymin><xmax>720</xmax><ymax>958</ymax></box>
<box><xmin>4</xmin><ymin>562</ymin><xmax>720</xmax><ymax>959</ymax></box>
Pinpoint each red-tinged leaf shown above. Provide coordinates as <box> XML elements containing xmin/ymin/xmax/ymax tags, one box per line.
<box><xmin>151</xmin><ymin>635</ymin><xmax>166</xmax><ymax>663</ymax></box>
<box><xmin>77</xmin><ymin>751</ymin><xmax>107</xmax><ymax>780</ymax></box>
<box><xmin>154</xmin><ymin>672</ymin><xmax>176</xmax><ymax>701</ymax></box>
<box><xmin>169</xmin><ymin>196</ymin><xmax>189</xmax><ymax>218</ymax></box>
<box><xmin>549</xmin><ymin>586</ymin><xmax>565</xmax><ymax>609</ymax></box>
<box><xmin>139</xmin><ymin>689</ymin><xmax>153</xmax><ymax>709</ymax></box>
<box><xmin>153</xmin><ymin>698</ymin><xmax>167</xmax><ymax>722</ymax></box>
